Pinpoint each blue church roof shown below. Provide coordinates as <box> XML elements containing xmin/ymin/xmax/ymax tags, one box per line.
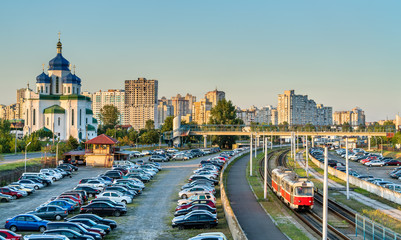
<box><xmin>49</xmin><ymin>53</ymin><xmax>70</xmax><ymax>71</ymax></box>
<box><xmin>36</xmin><ymin>72</ymin><xmax>51</xmax><ymax>83</ymax></box>
<box><xmin>73</xmin><ymin>74</ymin><xmax>82</xmax><ymax>85</ymax></box>
<box><xmin>62</xmin><ymin>73</ymin><xmax>78</xmax><ymax>84</ymax></box>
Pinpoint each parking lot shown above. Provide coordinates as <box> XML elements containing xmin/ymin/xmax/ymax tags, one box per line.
<box><xmin>0</xmin><ymin>167</ymin><xmax>106</xmax><ymax>224</ymax></box>
<box><xmin>329</xmin><ymin>152</ymin><xmax>399</xmax><ymax>183</ymax></box>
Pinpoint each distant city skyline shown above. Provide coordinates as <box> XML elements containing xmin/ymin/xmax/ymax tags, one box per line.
<box><xmin>1</xmin><ymin>1</ymin><xmax>401</xmax><ymax>122</ymax></box>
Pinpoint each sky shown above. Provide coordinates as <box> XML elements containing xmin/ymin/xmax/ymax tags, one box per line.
<box><xmin>0</xmin><ymin>0</ymin><xmax>400</xmax><ymax>122</ymax></box>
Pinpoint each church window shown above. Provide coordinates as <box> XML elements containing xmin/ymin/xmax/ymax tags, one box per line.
<box><xmin>58</xmin><ymin>117</ymin><xmax>61</xmax><ymax>126</ymax></box>
<box><xmin>64</xmin><ymin>87</ymin><xmax>66</xmax><ymax>93</ymax></box>
<box><xmin>46</xmin><ymin>86</ymin><xmax>48</xmax><ymax>93</ymax></box>
<box><xmin>79</xmin><ymin>109</ymin><xmax>82</xmax><ymax>126</ymax></box>
<box><xmin>47</xmin><ymin>117</ymin><xmax>49</xmax><ymax>126</ymax></box>
<box><xmin>68</xmin><ymin>87</ymin><xmax>70</xmax><ymax>94</ymax></box>
<box><xmin>72</xmin><ymin>109</ymin><xmax>75</xmax><ymax>126</ymax></box>
<box><xmin>86</xmin><ymin>118</ymin><xmax>88</xmax><ymax>124</ymax></box>
<box><xmin>33</xmin><ymin>109</ymin><xmax>36</xmax><ymax>125</ymax></box>
<box><xmin>40</xmin><ymin>86</ymin><xmax>43</xmax><ymax>93</ymax></box>
<box><xmin>73</xmin><ymin>87</ymin><xmax>75</xmax><ymax>94</ymax></box>
<box><xmin>26</xmin><ymin>109</ymin><xmax>29</xmax><ymax>125</ymax></box>
<box><xmin>37</xmin><ymin>87</ymin><xmax>40</xmax><ymax>93</ymax></box>
<box><xmin>56</xmin><ymin>77</ymin><xmax>59</xmax><ymax>93</ymax></box>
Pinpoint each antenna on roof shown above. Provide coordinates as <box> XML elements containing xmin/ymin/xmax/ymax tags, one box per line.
<box><xmin>58</xmin><ymin>31</ymin><xmax>61</xmax><ymax>41</ymax></box>
<box><xmin>42</xmin><ymin>64</ymin><xmax>45</xmax><ymax>72</ymax></box>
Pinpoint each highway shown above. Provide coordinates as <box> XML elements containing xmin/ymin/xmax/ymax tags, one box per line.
<box><xmin>0</xmin><ymin>152</ymin><xmax>54</xmax><ymax>166</ymax></box>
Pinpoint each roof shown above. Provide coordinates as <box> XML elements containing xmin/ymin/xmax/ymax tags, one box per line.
<box><xmin>86</xmin><ymin>108</ymin><xmax>93</xmax><ymax>115</ymax></box>
<box><xmin>85</xmin><ymin>134</ymin><xmax>118</xmax><ymax>145</ymax></box>
<box><xmin>43</xmin><ymin>105</ymin><xmax>65</xmax><ymax>114</ymax></box>
<box><xmin>62</xmin><ymin>73</ymin><xmax>78</xmax><ymax>84</ymax></box>
<box><xmin>36</xmin><ymin>72</ymin><xmax>51</xmax><ymax>83</ymax></box>
<box><xmin>92</xmin><ymin>118</ymin><xmax>98</xmax><ymax>124</ymax></box>
<box><xmin>49</xmin><ymin>53</ymin><xmax>70</xmax><ymax>71</ymax></box>
<box><xmin>87</xmin><ymin>124</ymin><xmax>96</xmax><ymax>131</ymax></box>
<box><xmin>63</xmin><ymin>150</ymin><xmax>86</xmax><ymax>156</ymax></box>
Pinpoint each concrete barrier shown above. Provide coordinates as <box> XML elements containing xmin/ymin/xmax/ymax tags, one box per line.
<box><xmin>220</xmin><ymin>152</ymin><xmax>248</xmax><ymax>240</ymax></box>
<box><xmin>309</xmin><ymin>154</ymin><xmax>401</xmax><ymax>205</ymax></box>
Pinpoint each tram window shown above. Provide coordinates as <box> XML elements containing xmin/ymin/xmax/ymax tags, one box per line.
<box><xmin>296</xmin><ymin>187</ymin><xmax>313</xmax><ymax>196</ymax></box>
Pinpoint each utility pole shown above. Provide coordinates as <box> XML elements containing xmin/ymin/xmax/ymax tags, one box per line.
<box><xmin>323</xmin><ymin>147</ymin><xmax>329</xmax><ymax>240</ymax></box>
<box><xmin>345</xmin><ymin>137</ymin><xmax>349</xmax><ymax>200</ymax></box>
<box><xmin>264</xmin><ymin>137</ymin><xmax>268</xmax><ymax>199</ymax></box>
<box><xmin>250</xmin><ymin>133</ymin><xmax>253</xmax><ymax>177</ymax></box>
<box><xmin>270</xmin><ymin>134</ymin><xmax>273</xmax><ymax>150</ymax></box>
<box><xmin>306</xmin><ymin>136</ymin><xmax>309</xmax><ymax>178</ymax></box>
<box><xmin>254</xmin><ymin>134</ymin><xmax>257</xmax><ymax>158</ymax></box>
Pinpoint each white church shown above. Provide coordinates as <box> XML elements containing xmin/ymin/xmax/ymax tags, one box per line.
<box><xmin>23</xmin><ymin>37</ymin><xmax>98</xmax><ymax>141</ymax></box>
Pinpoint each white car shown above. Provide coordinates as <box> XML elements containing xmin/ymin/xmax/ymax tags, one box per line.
<box><xmin>189</xmin><ymin>232</ymin><xmax>227</xmax><ymax>240</ymax></box>
<box><xmin>18</xmin><ymin>179</ymin><xmax>44</xmax><ymax>190</ymax></box>
<box><xmin>78</xmin><ymin>180</ymin><xmax>106</xmax><ymax>189</ymax></box>
<box><xmin>179</xmin><ymin>186</ymin><xmax>214</xmax><ymax>199</ymax></box>
<box><xmin>97</xmin><ymin>191</ymin><xmax>132</xmax><ymax>204</ymax></box>
<box><xmin>177</xmin><ymin>193</ymin><xmax>216</xmax><ymax>206</ymax></box>
<box><xmin>40</xmin><ymin>169</ymin><xmax>62</xmax><ymax>180</ymax></box>
<box><xmin>365</xmin><ymin>160</ymin><xmax>385</xmax><ymax>167</ymax></box>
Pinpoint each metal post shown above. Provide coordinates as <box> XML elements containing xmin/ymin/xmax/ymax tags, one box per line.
<box><xmin>250</xmin><ymin>134</ymin><xmax>253</xmax><ymax>177</ymax></box>
<box><xmin>264</xmin><ymin>138</ymin><xmax>268</xmax><ymax>199</ymax></box>
<box><xmin>203</xmin><ymin>135</ymin><xmax>207</xmax><ymax>148</ymax></box>
<box><xmin>271</xmin><ymin>134</ymin><xmax>273</xmax><ymax>150</ymax></box>
<box><xmin>368</xmin><ymin>136</ymin><xmax>371</xmax><ymax>151</ymax></box>
<box><xmin>306</xmin><ymin>138</ymin><xmax>309</xmax><ymax>178</ymax></box>
<box><xmin>322</xmin><ymin>147</ymin><xmax>329</xmax><ymax>240</ymax></box>
<box><xmin>296</xmin><ymin>133</ymin><xmax>299</xmax><ymax>151</ymax></box>
<box><xmin>15</xmin><ymin>130</ymin><xmax>17</xmax><ymax>154</ymax></box>
<box><xmin>345</xmin><ymin>137</ymin><xmax>349</xmax><ymax>200</ymax></box>
<box><xmin>24</xmin><ymin>142</ymin><xmax>31</xmax><ymax>173</ymax></box>
<box><xmin>56</xmin><ymin>141</ymin><xmax>59</xmax><ymax>164</ymax></box>
<box><xmin>372</xmin><ymin>222</ymin><xmax>375</xmax><ymax>240</ymax></box>
<box><xmin>254</xmin><ymin>134</ymin><xmax>257</xmax><ymax>158</ymax></box>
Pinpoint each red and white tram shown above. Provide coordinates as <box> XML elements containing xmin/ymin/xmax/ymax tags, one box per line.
<box><xmin>271</xmin><ymin>168</ymin><xmax>314</xmax><ymax>210</ymax></box>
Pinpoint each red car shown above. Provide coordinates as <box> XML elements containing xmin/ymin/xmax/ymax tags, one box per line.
<box><xmin>361</xmin><ymin>157</ymin><xmax>376</xmax><ymax>164</ymax></box>
<box><xmin>57</xmin><ymin>195</ymin><xmax>82</xmax><ymax>205</ymax></box>
<box><xmin>78</xmin><ymin>223</ymin><xmax>106</xmax><ymax>237</ymax></box>
<box><xmin>0</xmin><ymin>229</ymin><xmax>22</xmax><ymax>240</ymax></box>
<box><xmin>0</xmin><ymin>187</ymin><xmax>23</xmax><ymax>200</ymax></box>
<box><xmin>383</xmin><ymin>159</ymin><xmax>401</xmax><ymax>166</ymax></box>
<box><xmin>175</xmin><ymin>199</ymin><xmax>216</xmax><ymax>211</ymax></box>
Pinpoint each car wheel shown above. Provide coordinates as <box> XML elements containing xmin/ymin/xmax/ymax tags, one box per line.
<box><xmin>10</xmin><ymin>225</ymin><xmax>17</xmax><ymax>232</ymax></box>
<box><xmin>34</xmin><ymin>185</ymin><xmax>39</xmax><ymax>190</ymax></box>
<box><xmin>12</xmin><ymin>195</ymin><xmax>17</xmax><ymax>200</ymax></box>
<box><xmin>0</xmin><ymin>198</ymin><xmax>7</xmax><ymax>203</ymax></box>
<box><xmin>181</xmin><ymin>194</ymin><xmax>187</xmax><ymax>199</ymax></box>
<box><xmin>39</xmin><ymin>226</ymin><xmax>46</xmax><ymax>232</ymax></box>
<box><xmin>53</xmin><ymin>177</ymin><xmax>56</xmax><ymax>181</ymax></box>
<box><xmin>89</xmin><ymin>193</ymin><xmax>95</xmax><ymax>198</ymax></box>
<box><xmin>114</xmin><ymin>211</ymin><xmax>121</xmax><ymax>217</ymax></box>
<box><xmin>122</xmin><ymin>200</ymin><xmax>127</xmax><ymax>204</ymax></box>
<box><xmin>398</xmin><ymin>164</ymin><xmax>400</xmax><ymax>166</ymax></box>
<box><xmin>178</xmin><ymin>225</ymin><xmax>184</xmax><ymax>230</ymax></box>
<box><xmin>380</xmin><ymin>165</ymin><xmax>383</xmax><ymax>167</ymax></box>
<box><xmin>55</xmin><ymin>215</ymin><xmax>62</xmax><ymax>221</ymax></box>
<box><xmin>204</xmin><ymin>223</ymin><xmax>211</xmax><ymax>229</ymax></box>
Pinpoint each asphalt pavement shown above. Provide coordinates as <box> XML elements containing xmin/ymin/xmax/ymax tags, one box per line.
<box><xmin>0</xmin><ymin>152</ymin><xmax>55</xmax><ymax>165</ymax></box>
<box><xmin>226</xmin><ymin>152</ymin><xmax>288</xmax><ymax>240</ymax></box>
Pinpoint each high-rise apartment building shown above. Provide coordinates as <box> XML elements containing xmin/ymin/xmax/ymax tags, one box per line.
<box><xmin>192</xmin><ymin>99</ymin><xmax>212</xmax><ymax>125</ymax></box>
<box><xmin>333</xmin><ymin>107</ymin><xmax>365</xmax><ymax>126</ymax></box>
<box><xmin>277</xmin><ymin>90</ymin><xmax>332</xmax><ymax>126</ymax></box>
<box><xmin>91</xmin><ymin>89</ymin><xmax>126</xmax><ymax>125</ymax></box>
<box><xmin>316</xmin><ymin>104</ymin><xmax>333</xmax><ymax>126</ymax></box>
<box><xmin>157</xmin><ymin>97</ymin><xmax>174</xmax><ymax>127</ymax></box>
<box><xmin>125</xmin><ymin>78</ymin><xmax>158</xmax><ymax>130</ymax></box>
<box><xmin>236</xmin><ymin>105</ymin><xmax>275</xmax><ymax>125</ymax></box>
<box><xmin>205</xmin><ymin>89</ymin><xmax>225</xmax><ymax>107</ymax></box>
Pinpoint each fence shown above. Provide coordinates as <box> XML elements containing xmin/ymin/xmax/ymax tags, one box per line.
<box><xmin>356</xmin><ymin>214</ymin><xmax>401</xmax><ymax>240</ymax></box>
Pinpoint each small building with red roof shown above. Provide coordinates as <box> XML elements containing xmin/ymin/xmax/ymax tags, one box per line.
<box><xmin>85</xmin><ymin>134</ymin><xmax>119</xmax><ymax>167</ymax></box>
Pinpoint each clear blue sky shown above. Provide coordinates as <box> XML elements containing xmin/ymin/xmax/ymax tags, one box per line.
<box><xmin>1</xmin><ymin>0</ymin><xmax>400</xmax><ymax>121</ymax></box>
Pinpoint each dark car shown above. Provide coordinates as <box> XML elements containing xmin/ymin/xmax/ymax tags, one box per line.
<box><xmin>74</xmin><ymin>186</ymin><xmax>100</xmax><ymax>198</ymax></box>
<box><xmin>113</xmin><ymin>182</ymin><xmax>142</xmax><ymax>194</ymax></box>
<box><xmin>43</xmin><ymin>229</ymin><xmax>94</xmax><ymax>240</ymax></box>
<box><xmin>46</xmin><ymin>222</ymin><xmax>100</xmax><ymax>240</ymax></box>
<box><xmin>65</xmin><ymin>190</ymin><xmax>88</xmax><ymax>202</ymax></box>
<box><xmin>5</xmin><ymin>214</ymin><xmax>49</xmax><ymax>232</ymax></box>
<box><xmin>172</xmin><ymin>212</ymin><xmax>218</xmax><ymax>229</ymax></box>
<box><xmin>104</xmin><ymin>171</ymin><xmax>122</xmax><ymax>180</ymax></box>
<box><xmin>59</xmin><ymin>163</ymin><xmax>78</xmax><ymax>171</ymax></box>
<box><xmin>175</xmin><ymin>200</ymin><xmax>216</xmax><ymax>211</ymax></box>
<box><xmin>80</xmin><ymin>202</ymin><xmax>127</xmax><ymax>217</ymax></box>
<box><xmin>0</xmin><ymin>229</ymin><xmax>22</xmax><ymax>240</ymax></box>
<box><xmin>104</xmin><ymin>186</ymin><xmax>136</xmax><ymax>198</ymax></box>
<box><xmin>188</xmin><ymin>176</ymin><xmax>218</xmax><ymax>185</ymax></box>
<box><xmin>43</xmin><ymin>200</ymin><xmax>76</xmax><ymax>213</ymax></box>
<box><xmin>124</xmin><ymin>173</ymin><xmax>150</xmax><ymax>183</ymax></box>
<box><xmin>27</xmin><ymin>206</ymin><xmax>68</xmax><ymax>220</ymax></box>
<box><xmin>112</xmin><ymin>167</ymin><xmax>128</xmax><ymax>175</ymax></box>
<box><xmin>384</xmin><ymin>159</ymin><xmax>401</xmax><ymax>166</ymax></box>
<box><xmin>67</xmin><ymin>219</ymin><xmax>111</xmax><ymax>234</ymax></box>
<box><xmin>57</xmin><ymin>165</ymin><xmax>73</xmax><ymax>173</ymax></box>
<box><xmin>90</xmin><ymin>198</ymin><xmax>125</xmax><ymax>208</ymax></box>
<box><xmin>174</xmin><ymin>204</ymin><xmax>217</xmax><ymax>217</ymax></box>
<box><xmin>65</xmin><ymin>214</ymin><xmax>117</xmax><ymax>229</ymax></box>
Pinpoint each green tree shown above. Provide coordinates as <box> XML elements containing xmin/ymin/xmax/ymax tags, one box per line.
<box><xmin>140</xmin><ymin>130</ymin><xmax>159</xmax><ymax>144</ymax></box>
<box><xmin>128</xmin><ymin>128</ymin><xmax>139</xmax><ymax>143</ymax></box>
<box><xmin>145</xmin><ymin>119</ymin><xmax>155</xmax><ymax>130</ymax></box>
<box><xmin>66</xmin><ymin>136</ymin><xmax>79</xmax><ymax>150</ymax></box>
<box><xmin>208</xmin><ymin>99</ymin><xmax>243</xmax><ymax>149</ymax></box>
<box><xmin>99</xmin><ymin>105</ymin><xmax>120</xmax><ymax>128</ymax></box>
<box><xmin>161</xmin><ymin>116</ymin><xmax>174</xmax><ymax>133</ymax></box>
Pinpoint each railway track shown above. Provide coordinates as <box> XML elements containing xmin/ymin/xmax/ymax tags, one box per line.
<box><xmin>258</xmin><ymin>149</ymin><xmax>355</xmax><ymax>240</ymax></box>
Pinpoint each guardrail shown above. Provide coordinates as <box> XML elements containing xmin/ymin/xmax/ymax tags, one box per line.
<box><xmin>309</xmin><ymin>154</ymin><xmax>401</xmax><ymax>205</ymax></box>
<box><xmin>220</xmin><ymin>151</ymin><xmax>248</xmax><ymax>240</ymax></box>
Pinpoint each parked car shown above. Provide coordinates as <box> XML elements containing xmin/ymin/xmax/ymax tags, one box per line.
<box><xmin>8</xmin><ymin>184</ymin><xmax>35</xmax><ymax>195</ymax></box>
<box><xmin>0</xmin><ymin>187</ymin><xmax>23</xmax><ymax>200</ymax></box>
<box><xmin>188</xmin><ymin>232</ymin><xmax>227</xmax><ymax>240</ymax></box>
<box><xmin>179</xmin><ymin>186</ymin><xmax>214</xmax><ymax>199</ymax></box>
<box><xmin>17</xmin><ymin>180</ymin><xmax>44</xmax><ymax>190</ymax></box>
<box><xmin>0</xmin><ymin>229</ymin><xmax>22</xmax><ymax>240</ymax></box>
<box><xmin>46</xmin><ymin>222</ymin><xmax>101</xmax><ymax>240</ymax></box>
<box><xmin>365</xmin><ymin>160</ymin><xmax>385</xmax><ymax>167</ymax></box>
<box><xmin>90</xmin><ymin>198</ymin><xmax>125</xmax><ymax>208</ymax></box>
<box><xmin>67</xmin><ymin>219</ymin><xmax>111</xmax><ymax>234</ymax></box>
<box><xmin>103</xmin><ymin>171</ymin><xmax>123</xmax><ymax>180</ymax></box>
<box><xmin>383</xmin><ymin>159</ymin><xmax>401</xmax><ymax>166</ymax></box>
<box><xmin>65</xmin><ymin>214</ymin><xmax>117</xmax><ymax>229</ymax></box>
<box><xmin>174</xmin><ymin>204</ymin><xmax>217</xmax><ymax>217</ymax></box>
<box><xmin>40</xmin><ymin>200</ymin><xmax>75</xmax><ymax>213</ymax></box>
<box><xmin>0</xmin><ymin>193</ymin><xmax>13</xmax><ymax>203</ymax></box>
<box><xmin>96</xmin><ymin>191</ymin><xmax>132</xmax><ymax>204</ymax></box>
<box><xmin>74</xmin><ymin>186</ymin><xmax>101</xmax><ymax>198</ymax></box>
<box><xmin>80</xmin><ymin>202</ymin><xmax>127</xmax><ymax>217</ymax></box>
<box><xmin>175</xmin><ymin>200</ymin><xmax>216</xmax><ymax>211</ymax></box>
<box><xmin>23</xmin><ymin>234</ymin><xmax>69</xmax><ymax>240</ymax></box>
<box><xmin>149</xmin><ymin>155</ymin><xmax>167</xmax><ymax>162</ymax></box>
<box><xmin>172</xmin><ymin>212</ymin><xmax>218</xmax><ymax>229</ymax></box>
<box><xmin>4</xmin><ymin>214</ymin><xmax>49</xmax><ymax>232</ymax></box>
<box><xmin>27</xmin><ymin>206</ymin><xmax>68</xmax><ymax>221</ymax></box>
<box><xmin>43</xmin><ymin>229</ymin><xmax>94</xmax><ymax>240</ymax></box>
<box><xmin>177</xmin><ymin>193</ymin><xmax>216</xmax><ymax>206</ymax></box>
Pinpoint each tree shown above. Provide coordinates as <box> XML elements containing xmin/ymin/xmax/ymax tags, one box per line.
<box><xmin>145</xmin><ymin>119</ymin><xmax>155</xmax><ymax>130</ymax></box>
<box><xmin>140</xmin><ymin>130</ymin><xmax>159</xmax><ymax>144</ymax></box>
<box><xmin>99</xmin><ymin>105</ymin><xmax>120</xmax><ymax>128</ymax></box>
<box><xmin>208</xmin><ymin>99</ymin><xmax>243</xmax><ymax>149</ymax></box>
<box><xmin>161</xmin><ymin>116</ymin><xmax>174</xmax><ymax>133</ymax></box>
<box><xmin>66</xmin><ymin>136</ymin><xmax>79</xmax><ymax>150</ymax></box>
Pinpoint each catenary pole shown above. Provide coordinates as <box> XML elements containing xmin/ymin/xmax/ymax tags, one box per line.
<box><xmin>322</xmin><ymin>147</ymin><xmax>329</xmax><ymax>240</ymax></box>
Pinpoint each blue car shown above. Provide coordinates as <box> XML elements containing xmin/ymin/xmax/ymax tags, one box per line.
<box><xmin>43</xmin><ymin>200</ymin><xmax>75</xmax><ymax>212</ymax></box>
<box><xmin>5</xmin><ymin>214</ymin><xmax>49</xmax><ymax>232</ymax></box>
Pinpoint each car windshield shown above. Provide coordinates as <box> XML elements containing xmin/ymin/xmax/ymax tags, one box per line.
<box><xmin>296</xmin><ymin>187</ymin><xmax>313</xmax><ymax>196</ymax></box>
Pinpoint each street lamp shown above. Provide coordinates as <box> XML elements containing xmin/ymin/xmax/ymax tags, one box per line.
<box><xmin>24</xmin><ymin>141</ymin><xmax>31</xmax><ymax>173</ymax></box>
